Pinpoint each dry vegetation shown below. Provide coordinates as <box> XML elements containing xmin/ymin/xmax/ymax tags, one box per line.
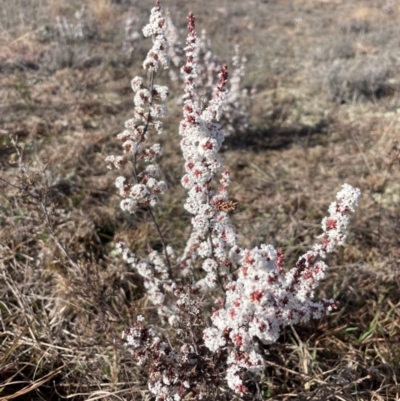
<box><xmin>0</xmin><ymin>0</ymin><xmax>399</xmax><ymax>400</ymax></box>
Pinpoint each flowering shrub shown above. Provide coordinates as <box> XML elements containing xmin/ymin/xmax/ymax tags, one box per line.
<box><xmin>108</xmin><ymin>2</ymin><xmax>361</xmax><ymax>399</ymax></box>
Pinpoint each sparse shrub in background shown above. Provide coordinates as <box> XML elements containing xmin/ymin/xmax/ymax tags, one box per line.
<box><xmin>341</xmin><ymin>17</ymin><xmax>370</xmax><ymax>35</ymax></box>
<box><xmin>39</xmin><ymin>6</ymin><xmax>97</xmax><ymax>71</ymax></box>
<box><xmin>323</xmin><ymin>57</ymin><xmax>391</xmax><ymax>103</ymax></box>
<box><xmin>40</xmin><ymin>41</ymin><xmax>98</xmax><ymax>71</ymax></box>
<box><xmin>313</xmin><ymin>37</ymin><xmax>355</xmax><ymax>62</ymax></box>
<box><xmin>312</xmin><ymin>16</ymin><xmax>400</xmax><ymax>104</ymax></box>
<box><xmin>40</xmin><ymin>2</ymin><xmax>133</xmax><ymax>71</ymax></box>
<box><xmin>107</xmin><ymin>3</ymin><xmax>361</xmax><ymax>399</ymax></box>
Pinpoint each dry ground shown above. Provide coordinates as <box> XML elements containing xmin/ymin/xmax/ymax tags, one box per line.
<box><xmin>0</xmin><ymin>0</ymin><xmax>399</xmax><ymax>400</ymax></box>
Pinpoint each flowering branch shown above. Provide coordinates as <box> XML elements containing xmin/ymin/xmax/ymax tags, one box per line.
<box><xmin>203</xmin><ymin>184</ymin><xmax>361</xmax><ymax>394</ymax></box>
<box><xmin>106</xmin><ymin>1</ymin><xmax>172</xmax><ymax>273</ymax></box>
<box><xmin>178</xmin><ymin>13</ymin><xmax>239</xmax><ymax>290</ymax></box>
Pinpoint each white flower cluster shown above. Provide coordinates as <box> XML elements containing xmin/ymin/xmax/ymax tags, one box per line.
<box><xmin>116</xmin><ymin>241</ymin><xmax>173</xmax><ymax>308</ymax></box>
<box><xmin>106</xmin><ymin>1</ymin><xmax>169</xmax><ymax>215</ymax></box>
<box><xmin>142</xmin><ymin>2</ymin><xmax>170</xmax><ymax>72</ymax></box>
<box><xmin>203</xmin><ymin>184</ymin><xmax>360</xmax><ymax>394</ymax></box>
<box><xmin>122</xmin><ymin>316</ymin><xmax>154</xmax><ymax>364</ymax></box>
<box><xmin>320</xmin><ymin>183</ymin><xmax>361</xmax><ymax>252</ymax></box>
<box><xmin>123</xmin><ymin>315</ymin><xmax>207</xmax><ymax>401</ymax></box>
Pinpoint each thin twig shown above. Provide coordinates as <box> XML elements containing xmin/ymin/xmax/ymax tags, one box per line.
<box><xmin>6</xmin><ymin>136</ymin><xmax>80</xmax><ymax>270</ymax></box>
<box><xmin>147</xmin><ymin>206</ymin><xmax>172</xmax><ymax>274</ymax></box>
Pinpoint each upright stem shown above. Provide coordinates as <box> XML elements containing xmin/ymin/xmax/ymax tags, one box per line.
<box><xmin>147</xmin><ymin>206</ymin><xmax>172</xmax><ymax>275</ymax></box>
<box><xmin>132</xmin><ymin>72</ymin><xmax>155</xmax><ymax>181</ymax></box>
<box><xmin>130</xmin><ymin>70</ymin><xmax>172</xmax><ymax>275</ymax></box>
<box><xmin>206</xmin><ymin>187</ymin><xmax>225</xmax><ymax>292</ymax></box>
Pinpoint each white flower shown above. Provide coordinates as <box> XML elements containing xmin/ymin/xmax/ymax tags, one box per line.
<box><xmin>153</xmin><ymin>85</ymin><xmax>169</xmax><ymax>100</ymax></box>
<box><xmin>145</xmin><ymin>164</ymin><xmax>160</xmax><ymax>177</ymax></box>
<box><xmin>131</xmin><ymin>76</ymin><xmax>144</xmax><ymax>92</ymax></box>
<box><xmin>120</xmin><ymin>198</ymin><xmax>138</xmax><ymax>213</ymax></box>
<box><xmin>134</xmin><ymin>89</ymin><xmax>152</xmax><ymax>106</ymax></box>
<box><xmin>202</xmin><ymin>258</ymin><xmax>217</xmax><ymax>272</ymax></box>
<box><xmin>130</xmin><ymin>184</ymin><xmax>149</xmax><ymax>200</ymax></box>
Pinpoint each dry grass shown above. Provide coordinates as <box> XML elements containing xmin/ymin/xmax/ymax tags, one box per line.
<box><xmin>1</xmin><ymin>0</ymin><xmax>399</xmax><ymax>400</ymax></box>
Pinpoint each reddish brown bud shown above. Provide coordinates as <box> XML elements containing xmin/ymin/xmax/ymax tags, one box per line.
<box><xmin>187</xmin><ymin>12</ymin><xmax>195</xmax><ymax>33</ymax></box>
